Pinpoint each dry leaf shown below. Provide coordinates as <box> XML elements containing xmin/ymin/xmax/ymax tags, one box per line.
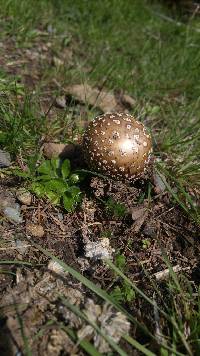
<box><xmin>26</xmin><ymin>223</ymin><xmax>45</xmax><ymax>238</ymax></box>
<box><xmin>131</xmin><ymin>206</ymin><xmax>147</xmax><ymax>221</ymax></box>
<box><xmin>65</xmin><ymin>84</ymin><xmax>117</xmax><ymax>112</ymax></box>
<box><xmin>60</xmin><ymin>83</ymin><xmax>136</xmax><ymax>113</ymax></box>
<box><xmin>153</xmin><ymin>171</ymin><xmax>166</xmax><ymax>194</ymax></box>
<box><xmin>131</xmin><ymin>205</ymin><xmax>148</xmax><ymax>232</ymax></box>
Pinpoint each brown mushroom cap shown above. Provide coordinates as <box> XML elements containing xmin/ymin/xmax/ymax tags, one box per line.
<box><xmin>83</xmin><ymin>112</ymin><xmax>152</xmax><ymax>181</ymax></box>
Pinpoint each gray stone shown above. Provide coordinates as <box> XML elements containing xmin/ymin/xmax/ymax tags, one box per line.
<box><xmin>0</xmin><ymin>149</ymin><xmax>11</xmax><ymax>168</ymax></box>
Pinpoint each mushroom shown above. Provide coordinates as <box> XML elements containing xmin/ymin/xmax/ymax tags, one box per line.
<box><xmin>83</xmin><ymin>112</ymin><xmax>152</xmax><ymax>181</ymax></box>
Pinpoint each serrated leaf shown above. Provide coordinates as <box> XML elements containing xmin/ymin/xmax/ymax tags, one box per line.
<box><xmin>61</xmin><ymin>159</ymin><xmax>71</xmax><ymax>179</ymax></box>
<box><xmin>67</xmin><ymin>185</ymin><xmax>81</xmax><ymax>197</ymax></box>
<box><xmin>37</xmin><ymin>160</ymin><xmax>52</xmax><ymax>175</ymax></box>
<box><xmin>110</xmin><ymin>286</ymin><xmax>124</xmax><ymax>303</ymax></box>
<box><xmin>44</xmin><ymin>178</ymin><xmax>67</xmax><ymax>194</ymax></box>
<box><xmin>31</xmin><ymin>182</ymin><xmax>46</xmax><ymax>197</ymax></box>
<box><xmin>46</xmin><ymin>191</ymin><xmax>60</xmax><ymax>205</ymax></box>
<box><xmin>50</xmin><ymin>158</ymin><xmax>61</xmax><ymax>174</ymax></box>
<box><xmin>63</xmin><ymin>186</ymin><xmax>82</xmax><ymax>212</ymax></box>
<box><xmin>35</xmin><ymin>175</ymin><xmax>52</xmax><ymax>182</ymax></box>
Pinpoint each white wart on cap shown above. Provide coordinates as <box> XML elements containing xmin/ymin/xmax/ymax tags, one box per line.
<box><xmin>83</xmin><ymin>112</ymin><xmax>152</xmax><ymax>181</ymax></box>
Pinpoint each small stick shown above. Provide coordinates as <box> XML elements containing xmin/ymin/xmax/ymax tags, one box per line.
<box><xmin>154</xmin><ymin>265</ymin><xmax>190</xmax><ymax>281</ymax></box>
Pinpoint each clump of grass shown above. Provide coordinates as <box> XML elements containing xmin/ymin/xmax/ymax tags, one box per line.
<box><xmin>105</xmin><ymin>197</ymin><xmax>127</xmax><ymax>218</ymax></box>
<box><xmin>0</xmin><ymin>88</ymin><xmax>45</xmax><ymax>157</ymax></box>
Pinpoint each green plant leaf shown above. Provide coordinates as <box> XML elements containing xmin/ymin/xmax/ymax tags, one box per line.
<box><xmin>61</xmin><ymin>159</ymin><xmax>71</xmax><ymax>179</ymax></box>
<box><xmin>110</xmin><ymin>282</ymin><xmax>135</xmax><ymax>303</ymax></box>
<box><xmin>46</xmin><ymin>190</ymin><xmax>60</xmax><ymax>205</ymax></box>
<box><xmin>69</xmin><ymin>173</ymin><xmax>80</xmax><ymax>184</ymax></box>
<box><xmin>0</xmin><ymin>131</ymin><xmax>7</xmax><ymax>144</ymax></box>
<box><xmin>37</xmin><ymin>160</ymin><xmax>52</xmax><ymax>176</ymax></box>
<box><xmin>31</xmin><ymin>182</ymin><xmax>46</xmax><ymax>197</ymax></box>
<box><xmin>63</xmin><ymin>186</ymin><xmax>82</xmax><ymax>212</ymax></box>
<box><xmin>50</xmin><ymin>158</ymin><xmax>60</xmax><ymax>174</ymax></box>
<box><xmin>35</xmin><ymin>174</ymin><xmax>52</xmax><ymax>182</ymax></box>
<box><xmin>44</xmin><ymin>178</ymin><xmax>67</xmax><ymax>194</ymax></box>
<box><xmin>11</xmin><ymin>168</ymin><xmax>31</xmax><ymax>179</ymax></box>
<box><xmin>106</xmin><ymin>197</ymin><xmax>127</xmax><ymax>218</ymax></box>
<box><xmin>110</xmin><ymin>286</ymin><xmax>124</xmax><ymax>303</ymax></box>
<box><xmin>67</xmin><ymin>185</ymin><xmax>82</xmax><ymax>198</ymax></box>
<box><xmin>115</xmin><ymin>254</ymin><xmax>126</xmax><ymax>271</ymax></box>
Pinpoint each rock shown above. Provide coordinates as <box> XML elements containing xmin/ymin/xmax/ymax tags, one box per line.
<box><xmin>0</xmin><ymin>191</ymin><xmax>16</xmax><ymax>209</ymax></box>
<box><xmin>47</xmin><ymin>24</ymin><xmax>56</xmax><ymax>34</ymax></box>
<box><xmin>54</xmin><ymin>96</ymin><xmax>66</xmax><ymax>109</ymax></box>
<box><xmin>26</xmin><ymin>223</ymin><xmax>45</xmax><ymax>238</ymax></box>
<box><xmin>16</xmin><ymin>189</ymin><xmax>32</xmax><ymax>205</ymax></box>
<box><xmin>143</xmin><ymin>222</ymin><xmax>156</xmax><ymax>237</ymax></box>
<box><xmin>131</xmin><ymin>206</ymin><xmax>147</xmax><ymax>221</ymax></box>
<box><xmin>14</xmin><ymin>239</ymin><xmax>30</xmax><ymax>254</ymax></box>
<box><xmin>0</xmin><ymin>149</ymin><xmax>11</xmax><ymax>168</ymax></box>
<box><xmin>3</xmin><ymin>206</ymin><xmax>23</xmax><ymax>223</ymax></box>
<box><xmin>85</xmin><ymin>238</ymin><xmax>115</xmax><ymax>260</ymax></box>
<box><xmin>43</xmin><ymin>142</ymin><xmax>66</xmax><ymax>159</ymax></box>
<box><xmin>0</xmin><ymin>191</ymin><xmax>23</xmax><ymax>223</ymax></box>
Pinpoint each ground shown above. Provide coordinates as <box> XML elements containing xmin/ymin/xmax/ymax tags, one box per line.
<box><xmin>0</xmin><ymin>1</ymin><xmax>200</xmax><ymax>355</ymax></box>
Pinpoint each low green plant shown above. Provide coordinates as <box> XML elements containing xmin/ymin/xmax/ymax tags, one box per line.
<box><xmin>115</xmin><ymin>253</ymin><xmax>126</xmax><ymax>271</ymax></box>
<box><xmin>105</xmin><ymin>197</ymin><xmax>127</xmax><ymax>218</ymax></box>
<box><xmin>13</xmin><ymin>158</ymin><xmax>83</xmax><ymax>212</ymax></box>
<box><xmin>110</xmin><ymin>281</ymin><xmax>136</xmax><ymax>304</ymax></box>
<box><xmin>110</xmin><ymin>254</ymin><xmax>135</xmax><ymax>303</ymax></box>
<box><xmin>32</xmin><ymin>158</ymin><xmax>82</xmax><ymax>211</ymax></box>
<box><xmin>142</xmin><ymin>239</ymin><xmax>151</xmax><ymax>249</ymax></box>
<box><xmin>100</xmin><ymin>229</ymin><xmax>112</xmax><ymax>238</ymax></box>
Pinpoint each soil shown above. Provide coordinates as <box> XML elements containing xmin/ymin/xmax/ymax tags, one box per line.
<box><xmin>0</xmin><ymin>32</ymin><xmax>200</xmax><ymax>355</ymax></box>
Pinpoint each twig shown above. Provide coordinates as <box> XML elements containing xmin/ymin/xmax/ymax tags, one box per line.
<box><xmin>154</xmin><ymin>265</ymin><xmax>190</xmax><ymax>281</ymax></box>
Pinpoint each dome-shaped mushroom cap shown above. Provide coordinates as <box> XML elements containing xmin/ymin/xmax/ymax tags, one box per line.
<box><xmin>83</xmin><ymin>112</ymin><xmax>152</xmax><ymax>181</ymax></box>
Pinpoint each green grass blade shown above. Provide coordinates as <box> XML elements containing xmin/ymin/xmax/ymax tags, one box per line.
<box><xmin>123</xmin><ymin>334</ymin><xmax>155</xmax><ymax>356</ymax></box>
<box><xmin>106</xmin><ymin>259</ymin><xmax>168</xmax><ymax>319</ymax></box>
